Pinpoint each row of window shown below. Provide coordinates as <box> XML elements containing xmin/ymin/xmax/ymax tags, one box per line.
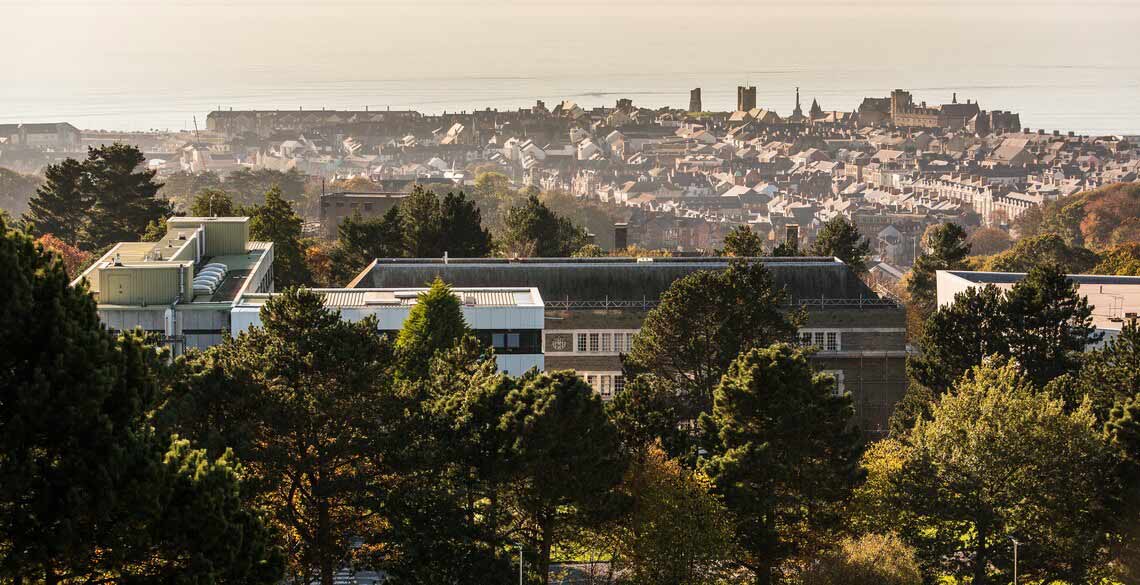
<box><xmin>797</xmin><ymin>330</ymin><xmax>842</xmax><ymax>352</ymax></box>
<box><xmin>474</xmin><ymin>330</ymin><xmax>543</xmax><ymax>354</ymax></box>
<box><xmin>581</xmin><ymin>372</ymin><xmax>625</xmax><ymax>399</ymax></box>
<box><xmin>571</xmin><ymin>331</ymin><xmax>638</xmax><ymax>354</ymax></box>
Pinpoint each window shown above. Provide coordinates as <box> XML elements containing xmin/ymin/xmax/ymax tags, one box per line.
<box><xmin>586</xmin><ymin>375</ymin><xmax>596</xmax><ymax>389</ymax></box>
<box><xmin>600</xmin><ymin>376</ymin><xmax>612</xmax><ymax>398</ymax></box>
<box><xmin>492</xmin><ymin>333</ymin><xmax>505</xmax><ymax>348</ymax></box>
<box><xmin>577</xmin><ymin>333</ymin><xmax>587</xmax><ymax>353</ymax></box>
<box><xmin>614</xmin><ymin>375</ymin><xmax>625</xmax><ymax>393</ymax></box>
<box><xmin>814</xmin><ymin>332</ymin><xmax>826</xmax><ymax>347</ymax></box>
<box><xmin>799</xmin><ymin>331</ymin><xmax>813</xmax><ymax>346</ymax></box>
<box><xmin>826</xmin><ymin>332</ymin><xmax>839</xmax><ymax>352</ymax></box>
<box><xmin>601</xmin><ymin>333</ymin><xmax>612</xmax><ymax>352</ymax></box>
<box><xmin>823</xmin><ymin>370</ymin><xmax>846</xmax><ymax>396</ymax></box>
<box><xmin>507</xmin><ymin>333</ymin><xmax>520</xmax><ymax>349</ymax></box>
<box><xmin>588</xmin><ymin>333</ymin><xmax>600</xmax><ymax>352</ymax></box>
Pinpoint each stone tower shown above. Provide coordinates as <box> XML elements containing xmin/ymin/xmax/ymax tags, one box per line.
<box><xmin>737</xmin><ymin>86</ymin><xmax>757</xmax><ymax>112</ymax></box>
<box><xmin>689</xmin><ymin>88</ymin><xmax>702</xmax><ymax>113</ymax></box>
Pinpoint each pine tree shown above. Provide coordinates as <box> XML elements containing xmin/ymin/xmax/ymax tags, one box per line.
<box><xmin>906</xmin><ymin>223</ymin><xmax>970</xmax><ymax>316</ymax></box>
<box><xmin>502</xmin><ymin>195</ymin><xmax>588</xmax><ymax>257</ymax></box>
<box><xmin>723</xmin><ymin>224</ymin><xmax>765</xmax><ymax>257</ymax></box>
<box><xmin>189</xmin><ymin>188</ymin><xmax>237</xmax><ymax>217</ymax></box>
<box><xmin>249</xmin><ymin>186</ymin><xmax>311</xmax><ymax>287</ymax></box>
<box><xmin>79</xmin><ymin>143</ymin><xmax>171</xmax><ymax>249</ymax></box>
<box><xmin>439</xmin><ymin>190</ymin><xmax>492</xmax><ymax>257</ymax></box>
<box><xmin>700</xmin><ymin>344</ymin><xmax>860</xmax><ymax>585</ymax></box>
<box><xmin>23</xmin><ymin>157</ymin><xmax>91</xmax><ymax>245</ymax></box>
<box><xmin>396</xmin><ymin>278</ymin><xmax>472</xmax><ymax>379</ymax></box>
<box><xmin>810</xmin><ymin>215</ymin><xmax>872</xmax><ymax>274</ymax></box>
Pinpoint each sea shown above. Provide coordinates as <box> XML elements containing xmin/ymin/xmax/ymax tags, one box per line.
<box><xmin>2</xmin><ymin>64</ymin><xmax>1138</xmax><ymax>137</ymax></box>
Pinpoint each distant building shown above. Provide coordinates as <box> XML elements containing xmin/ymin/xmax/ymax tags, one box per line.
<box><xmin>319</xmin><ymin>191</ymin><xmax>409</xmax><ymax>238</ymax></box>
<box><xmin>350</xmin><ymin>257</ymin><xmax>909</xmax><ymax>434</ymax></box>
<box><xmin>936</xmin><ymin>270</ymin><xmax>1140</xmax><ymax>347</ymax></box>
<box><xmin>0</xmin><ymin>122</ymin><xmax>81</xmax><ymax>149</ymax></box>
<box><xmin>689</xmin><ymin>88</ymin><xmax>702</xmax><ymax>113</ymax></box>
<box><xmin>737</xmin><ymin>86</ymin><xmax>757</xmax><ymax>113</ymax></box>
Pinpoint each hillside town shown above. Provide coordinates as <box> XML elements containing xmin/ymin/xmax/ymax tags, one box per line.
<box><xmin>4</xmin><ymin>87</ymin><xmax>1139</xmax><ymax>274</ymax></box>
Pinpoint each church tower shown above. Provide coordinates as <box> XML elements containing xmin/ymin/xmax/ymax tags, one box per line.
<box><xmin>792</xmin><ymin>87</ymin><xmax>804</xmax><ymax>119</ymax></box>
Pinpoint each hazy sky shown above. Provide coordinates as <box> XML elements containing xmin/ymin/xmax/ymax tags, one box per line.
<box><xmin>3</xmin><ymin>0</ymin><xmax>1139</xmax><ymax>131</ymax></box>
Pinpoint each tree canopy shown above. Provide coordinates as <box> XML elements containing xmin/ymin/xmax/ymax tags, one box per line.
<box><xmin>810</xmin><ymin>215</ymin><xmax>872</xmax><ymax>274</ymax></box>
<box><xmin>906</xmin><ymin>223</ymin><xmax>971</xmax><ymax>317</ymax></box>
<box><xmin>501</xmin><ymin>195</ymin><xmax>589</xmax><ymax>257</ymax></box>
<box><xmin>723</xmin><ymin>224</ymin><xmax>765</xmax><ymax>257</ymax></box>
<box><xmin>248</xmin><ymin>186</ymin><xmax>312</xmax><ymax>287</ymax></box>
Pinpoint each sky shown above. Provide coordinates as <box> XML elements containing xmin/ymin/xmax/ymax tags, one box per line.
<box><xmin>2</xmin><ymin>0</ymin><xmax>1139</xmax><ymax>131</ymax></box>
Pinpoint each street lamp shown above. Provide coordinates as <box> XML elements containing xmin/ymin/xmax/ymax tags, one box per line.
<box><xmin>514</xmin><ymin>542</ymin><xmax>523</xmax><ymax>585</ymax></box>
<box><xmin>1010</xmin><ymin>537</ymin><xmax>1022</xmax><ymax>585</ymax></box>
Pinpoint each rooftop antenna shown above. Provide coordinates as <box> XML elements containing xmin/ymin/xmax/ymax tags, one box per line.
<box><xmin>192</xmin><ymin>116</ymin><xmax>201</xmax><ymax>144</ymax></box>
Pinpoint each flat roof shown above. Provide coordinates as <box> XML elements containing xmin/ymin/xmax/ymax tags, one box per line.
<box><xmin>945</xmin><ymin>271</ymin><xmax>1140</xmax><ymax>286</ymax></box>
<box><xmin>236</xmin><ymin>287</ymin><xmax>544</xmax><ymax>309</ymax></box>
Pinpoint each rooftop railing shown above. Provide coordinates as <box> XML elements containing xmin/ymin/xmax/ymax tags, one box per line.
<box><xmin>544</xmin><ymin>297</ymin><xmax>901</xmax><ymax>311</ymax></box>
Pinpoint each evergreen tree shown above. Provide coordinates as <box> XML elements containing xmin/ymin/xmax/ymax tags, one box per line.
<box><xmin>810</xmin><ymin>215</ymin><xmax>872</xmax><ymax>274</ymax></box>
<box><xmin>723</xmin><ymin>224</ymin><xmax>765</xmax><ymax>257</ymax></box>
<box><xmin>1107</xmin><ymin>396</ymin><xmax>1140</xmax><ymax>582</ymax></box>
<box><xmin>700</xmin><ymin>344</ymin><xmax>860</xmax><ymax>585</ymax></box>
<box><xmin>1004</xmin><ymin>264</ymin><xmax>1099</xmax><ymax>386</ymax></box>
<box><xmin>189</xmin><ymin>188</ymin><xmax>237</xmax><ymax>217</ymax></box>
<box><xmin>79</xmin><ymin>143</ymin><xmax>171</xmax><ymax>249</ymax></box>
<box><xmin>249</xmin><ymin>186</ymin><xmax>311</xmax><ymax>287</ymax></box>
<box><xmin>23</xmin><ymin>157</ymin><xmax>91</xmax><ymax>245</ymax></box>
<box><xmin>395</xmin><ymin>278</ymin><xmax>473</xmax><ymax>379</ymax></box>
<box><xmin>439</xmin><ymin>190</ymin><xmax>493</xmax><ymax>257</ymax></box>
<box><xmin>906</xmin><ymin>223</ymin><xmax>970</xmax><ymax>316</ymax></box>
<box><xmin>1078</xmin><ymin>323</ymin><xmax>1140</xmax><ymax>421</ymax></box>
<box><xmin>500</xmin><ymin>371</ymin><xmax>626</xmax><ymax>583</ymax></box>
<box><xmin>328</xmin><ymin>207</ymin><xmax>405</xmax><ymax>283</ymax></box>
<box><xmin>400</xmin><ymin>186</ymin><xmax>444</xmax><ymax>257</ymax></box>
<box><xmin>0</xmin><ymin>166</ymin><xmax>41</xmax><ymax>215</ymax></box>
<box><xmin>164</xmin><ymin>288</ymin><xmax>396</xmax><ymax>585</ymax></box>
<box><xmin>502</xmin><ymin>195</ymin><xmax>589</xmax><ymax>257</ymax></box>
<box><xmin>624</xmin><ymin>261</ymin><xmax>798</xmax><ymax>421</ymax></box>
<box><xmin>0</xmin><ymin>216</ymin><xmax>281</xmax><ymax>584</ymax></box>
<box><xmin>908</xmin><ymin>285</ymin><xmax>1010</xmax><ymax>394</ymax></box>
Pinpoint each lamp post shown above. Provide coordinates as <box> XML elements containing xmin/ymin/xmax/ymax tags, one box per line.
<box><xmin>1010</xmin><ymin>537</ymin><xmax>1021</xmax><ymax>585</ymax></box>
<box><xmin>515</xmin><ymin>542</ymin><xmax>523</xmax><ymax>585</ymax></box>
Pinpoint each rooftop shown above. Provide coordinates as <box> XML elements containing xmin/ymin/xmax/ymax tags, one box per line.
<box><xmin>236</xmin><ymin>287</ymin><xmax>543</xmax><ymax>309</ymax></box>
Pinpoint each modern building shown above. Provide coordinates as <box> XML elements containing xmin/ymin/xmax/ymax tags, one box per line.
<box><xmin>349</xmin><ymin>257</ymin><xmax>909</xmax><ymax>434</ymax></box>
<box><xmin>319</xmin><ymin>191</ymin><xmax>408</xmax><ymax>238</ymax></box>
<box><xmin>936</xmin><ymin>270</ymin><xmax>1140</xmax><ymax>347</ymax></box>
<box><xmin>70</xmin><ymin>216</ymin><xmax>275</xmax><ymax>353</ymax></box>
<box><xmin>231</xmin><ymin>287</ymin><xmax>545</xmax><ymax>376</ymax></box>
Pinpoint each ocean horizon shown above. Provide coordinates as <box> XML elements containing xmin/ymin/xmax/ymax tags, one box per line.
<box><xmin>3</xmin><ymin>64</ymin><xmax>1138</xmax><ymax>136</ymax></box>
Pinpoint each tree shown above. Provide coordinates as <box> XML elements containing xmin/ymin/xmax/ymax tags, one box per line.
<box><xmin>1107</xmin><ymin>396</ymin><xmax>1140</xmax><ymax>582</ymax></box>
<box><xmin>502</xmin><ymin>195</ymin><xmax>589</xmax><ymax>257</ymax></box>
<box><xmin>810</xmin><ymin>215</ymin><xmax>871</xmax><ymax>274</ymax></box>
<box><xmin>864</xmin><ymin>358</ymin><xmax>1113</xmax><ymax>585</ymax></box>
<box><xmin>438</xmin><ymin>190</ymin><xmax>493</xmax><ymax>257</ymax></box>
<box><xmin>909</xmin><ymin>265</ymin><xmax>1097</xmax><ymax>393</ymax></box>
<box><xmin>164</xmin><ymin>289</ymin><xmax>396</xmax><ymax>585</ymax></box>
<box><xmin>967</xmin><ymin>227</ymin><xmax>1013</xmax><ymax>256</ymax></box>
<box><xmin>249</xmin><ymin>186</ymin><xmax>311</xmax><ymax>287</ymax></box>
<box><xmin>1075</xmin><ymin>322</ymin><xmax>1140</xmax><ymax>422</ymax></box>
<box><xmin>983</xmin><ymin>233</ymin><xmax>1099</xmax><ymax>274</ymax></box>
<box><xmin>189</xmin><ymin>188</ymin><xmax>237</xmax><ymax>217</ymax></box>
<box><xmin>906</xmin><ymin>223</ymin><xmax>970</xmax><ymax>317</ymax></box>
<box><xmin>399</xmin><ymin>186</ymin><xmax>445</xmax><ymax>258</ymax></box>
<box><xmin>1003</xmin><ymin>264</ymin><xmax>1099</xmax><ymax>386</ymax></box>
<box><xmin>624</xmin><ymin>261</ymin><xmax>798</xmax><ymax>420</ymax></box>
<box><xmin>395</xmin><ymin>278</ymin><xmax>472</xmax><ymax>379</ymax></box>
<box><xmin>908</xmin><ymin>284</ymin><xmax>1010</xmax><ymax>394</ymax></box>
<box><xmin>34</xmin><ymin>233</ymin><xmax>92</xmax><ymax>277</ymax></box>
<box><xmin>23</xmin><ymin>157</ymin><xmax>90</xmax><ymax>244</ymax></box>
<box><xmin>723</xmin><ymin>224</ymin><xmax>765</xmax><ymax>257</ymax></box>
<box><xmin>0</xmin><ymin>216</ymin><xmax>281</xmax><ymax>584</ymax></box>
<box><xmin>0</xmin><ymin>166</ymin><xmax>41</xmax><ymax>215</ymax></box>
<box><xmin>601</xmin><ymin>445</ymin><xmax>740</xmax><ymax>585</ymax></box>
<box><xmin>158</xmin><ymin>170</ymin><xmax>223</xmax><ymax>207</ymax></box>
<box><xmin>700</xmin><ymin>344</ymin><xmax>860</xmax><ymax>585</ymax></box>
<box><xmin>500</xmin><ymin>371</ymin><xmax>627</xmax><ymax>583</ymax></box>
<box><xmin>327</xmin><ymin>207</ymin><xmax>405</xmax><ymax>283</ymax></box>
<box><xmin>571</xmin><ymin>243</ymin><xmax>605</xmax><ymax>257</ymax></box>
<box><xmin>78</xmin><ymin>143</ymin><xmax>171</xmax><ymax>250</ymax></box>
<box><xmin>800</xmin><ymin>533</ymin><xmax>922</xmax><ymax>585</ymax></box>
<box><xmin>225</xmin><ymin>168</ymin><xmax>306</xmax><ymax>206</ymax></box>
<box><xmin>1092</xmin><ymin>242</ymin><xmax>1140</xmax><ymax>276</ymax></box>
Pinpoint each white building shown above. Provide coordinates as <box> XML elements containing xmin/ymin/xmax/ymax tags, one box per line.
<box><xmin>232</xmin><ymin>287</ymin><xmax>545</xmax><ymax>376</ymax></box>
<box><xmin>936</xmin><ymin>270</ymin><xmax>1140</xmax><ymax>348</ymax></box>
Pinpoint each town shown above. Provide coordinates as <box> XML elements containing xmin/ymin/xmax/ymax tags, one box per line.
<box><xmin>4</xmin><ymin>86</ymin><xmax>1137</xmax><ymax>273</ymax></box>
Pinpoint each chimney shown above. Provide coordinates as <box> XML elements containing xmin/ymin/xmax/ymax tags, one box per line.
<box><xmin>614</xmin><ymin>222</ymin><xmax>629</xmax><ymax>251</ymax></box>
